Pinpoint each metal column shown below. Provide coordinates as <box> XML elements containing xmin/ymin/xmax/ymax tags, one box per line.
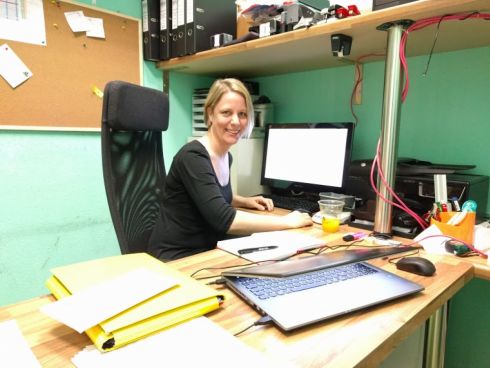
<box><xmin>425</xmin><ymin>304</ymin><xmax>448</xmax><ymax>368</ymax></box>
<box><xmin>373</xmin><ymin>21</ymin><xmax>411</xmax><ymax>236</ymax></box>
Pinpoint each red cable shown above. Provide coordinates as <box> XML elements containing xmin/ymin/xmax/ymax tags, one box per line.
<box><xmin>369</xmin><ymin>139</ymin><xmax>428</xmax><ymax>230</ymax></box>
<box><xmin>400</xmin><ymin>12</ymin><xmax>490</xmax><ymax>102</ymax></box>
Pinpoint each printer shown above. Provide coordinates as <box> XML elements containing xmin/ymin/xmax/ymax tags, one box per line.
<box><xmin>345</xmin><ymin>158</ymin><xmax>489</xmax><ymax>236</ymax></box>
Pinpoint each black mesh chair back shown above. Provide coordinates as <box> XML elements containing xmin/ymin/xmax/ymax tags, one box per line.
<box><xmin>101</xmin><ymin>81</ymin><xmax>169</xmax><ymax>254</ymax></box>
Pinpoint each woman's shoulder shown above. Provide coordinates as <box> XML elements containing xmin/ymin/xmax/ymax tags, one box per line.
<box><xmin>174</xmin><ymin>140</ymin><xmax>209</xmax><ymax>165</ymax></box>
<box><xmin>177</xmin><ymin>139</ymin><xmax>206</xmax><ymax>155</ymax></box>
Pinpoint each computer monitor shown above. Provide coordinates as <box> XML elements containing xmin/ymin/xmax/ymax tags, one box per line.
<box><xmin>260</xmin><ymin>122</ymin><xmax>354</xmax><ymax>194</ymax></box>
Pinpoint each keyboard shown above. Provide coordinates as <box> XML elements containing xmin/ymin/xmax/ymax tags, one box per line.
<box><xmin>237</xmin><ymin>263</ymin><xmax>377</xmax><ymax>300</ymax></box>
<box><xmin>263</xmin><ymin>193</ymin><xmax>319</xmax><ymax>214</ymax></box>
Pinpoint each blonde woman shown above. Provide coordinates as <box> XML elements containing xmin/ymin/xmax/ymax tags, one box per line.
<box><xmin>149</xmin><ymin>78</ymin><xmax>312</xmax><ymax>261</ymax></box>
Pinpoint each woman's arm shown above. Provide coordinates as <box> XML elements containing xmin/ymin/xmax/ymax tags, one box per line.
<box><xmin>232</xmin><ymin>194</ymin><xmax>274</xmax><ymax>211</ymax></box>
<box><xmin>228</xmin><ymin>209</ymin><xmax>313</xmax><ymax>236</ymax></box>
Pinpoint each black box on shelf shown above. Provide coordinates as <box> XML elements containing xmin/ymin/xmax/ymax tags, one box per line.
<box><xmin>373</xmin><ymin>0</ymin><xmax>419</xmax><ymax>11</ymax></box>
<box><xmin>142</xmin><ymin>0</ymin><xmax>161</xmax><ymax>61</ymax></box>
<box><xmin>185</xmin><ymin>0</ymin><xmax>236</xmax><ymax>55</ymax></box>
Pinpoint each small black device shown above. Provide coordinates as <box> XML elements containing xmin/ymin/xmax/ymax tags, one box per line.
<box><xmin>373</xmin><ymin>0</ymin><xmax>419</xmax><ymax>11</ymax></box>
<box><xmin>331</xmin><ymin>34</ymin><xmax>352</xmax><ymax>57</ymax></box>
<box><xmin>396</xmin><ymin>256</ymin><xmax>436</xmax><ymax>276</ymax></box>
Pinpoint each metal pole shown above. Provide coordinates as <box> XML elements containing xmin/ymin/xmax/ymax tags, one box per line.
<box><xmin>373</xmin><ymin>21</ymin><xmax>411</xmax><ymax>236</ymax></box>
<box><xmin>425</xmin><ymin>304</ymin><xmax>448</xmax><ymax>368</ymax></box>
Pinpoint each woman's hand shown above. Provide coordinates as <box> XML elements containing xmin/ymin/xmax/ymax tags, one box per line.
<box><xmin>240</xmin><ymin>195</ymin><xmax>274</xmax><ymax>211</ymax></box>
<box><xmin>284</xmin><ymin>211</ymin><xmax>314</xmax><ymax>228</ymax></box>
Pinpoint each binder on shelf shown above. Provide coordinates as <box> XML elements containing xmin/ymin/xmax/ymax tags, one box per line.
<box><xmin>44</xmin><ymin>253</ymin><xmax>224</xmax><ymax>352</ymax></box>
<box><xmin>160</xmin><ymin>0</ymin><xmax>171</xmax><ymax>60</ymax></box>
<box><xmin>142</xmin><ymin>0</ymin><xmax>161</xmax><ymax>61</ymax></box>
<box><xmin>171</xmin><ymin>0</ymin><xmax>186</xmax><ymax>57</ymax></box>
<box><xmin>185</xmin><ymin>0</ymin><xmax>237</xmax><ymax>55</ymax></box>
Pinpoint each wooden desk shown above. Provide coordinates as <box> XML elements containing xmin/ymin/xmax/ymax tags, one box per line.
<box><xmin>0</xmin><ymin>223</ymin><xmax>478</xmax><ymax>367</ymax></box>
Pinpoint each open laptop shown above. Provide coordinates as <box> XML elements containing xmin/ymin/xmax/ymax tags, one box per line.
<box><xmin>222</xmin><ymin>248</ymin><xmax>424</xmax><ymax>331</ymax></box>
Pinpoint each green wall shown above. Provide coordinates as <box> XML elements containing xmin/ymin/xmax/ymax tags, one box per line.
<box><xmin>254</xmin><ymin>46</ymin><xmax>490</xmax><ymax>215</ymax></box>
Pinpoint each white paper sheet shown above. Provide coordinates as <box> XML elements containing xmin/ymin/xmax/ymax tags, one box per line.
<box><xmin>41</xmin><ymin>268</ymin><xmax>178</xmax><ymax>333</ymax></box>
<box><xmin>0</xmin><ymin>43</ymin><xmax>33</xmax><ymax>88</ymax></box>
<box><xmin>218</xmin><ymin>230</ymin><xmax>326</xmax><ymax>262</ymax></box>
<box><xmin>0</xmin><ymin>0</ymin><xmax>46</xmax><ymax>46</ymax></box>
<box><xmin>71</xmin><ymin>317</ymin><xmax>293</xmax><ymax>368</ymax></box>
<box><xmin>0</xmin><ymin>320</ymin><xmax>41</xmax><ymax>368</ymax></box>
<box><xmin>86</xmin><ymin>17</ymin><xmax>105</xmax><ymax>39</ymax></box>
<box><xmin>414</xmin><ymin>225</ymin><xmax>450</xmax><ymax>255</ymax></box>
<box><xmin>64</xmin><ymin>11</ymin><xmax>91</xmax><ymax>33</ymax></box>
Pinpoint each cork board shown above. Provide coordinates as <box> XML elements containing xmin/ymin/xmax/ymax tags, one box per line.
<box><xmin>0</xmin><ymin>0</ymin><xmax>141</xmax><ymax>130</ymax></box>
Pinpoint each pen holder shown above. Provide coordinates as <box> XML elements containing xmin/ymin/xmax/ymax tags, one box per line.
<box><xmin>430</xmin><ymin>211</ymin><xmax>476</xmax><ymax>245</ymax></box>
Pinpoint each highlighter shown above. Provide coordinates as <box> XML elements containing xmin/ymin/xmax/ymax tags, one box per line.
<box><xmin>342</xmin><ymin>232</ymin><xmax>367</xmax><ymax>241</ymax></box>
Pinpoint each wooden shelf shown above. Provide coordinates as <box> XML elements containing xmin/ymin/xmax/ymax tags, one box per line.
<box><xmin>157</xmin><ymin>0</ymin><xmax>490</xmax><ymax>77</ymax></box>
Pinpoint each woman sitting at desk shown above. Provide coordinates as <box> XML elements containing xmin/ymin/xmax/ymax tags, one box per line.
<box><xmin>148</xmin><ymin>78</ymin><xmax>312</xmax><ymax>261</ymax></box>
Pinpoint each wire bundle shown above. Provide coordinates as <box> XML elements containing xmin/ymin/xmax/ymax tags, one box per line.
<box><xmin>400</xmin><ymin>11</ymin><xmax>490</xmax><ymax>102</ymax></box>
<box><xmin>370</xmin><ymin>139</ymin><xmax>429</xmax><ymax>230</ymax></box>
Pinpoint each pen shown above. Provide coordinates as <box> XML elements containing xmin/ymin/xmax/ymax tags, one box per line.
<box><xmin>238</xmin><ymin>246</ymin><xmax>278</xmax><ymax>255</ymax></box>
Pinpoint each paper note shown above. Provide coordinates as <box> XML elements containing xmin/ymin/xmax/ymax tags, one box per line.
<box><xmin>41</xmin><ymin>268</ymin><xmax>178</xmax><ymax>333</ymax></box>
<box><xmin>86</xmin><ymin>17</ymin><xmax>105</xmax><ymax>39</ymax></box>
<box><xmin>0</xmin><ymin>44</ymin><xmax>33</xmax><ymax>88</ymax></box>
<box><xmin>64</xmin><ymin>11</ymin><xmax>91</xmax><ymax>33</ymax></box>
<box><xmin>218</xmin><ymin>230</ymin><xmax>326</xmax><ymax>262</ymax></box>
<box><xmin>72</xmin><ymin>317</ymin><xmax>293</xmax><ymax>368</ymax></box>
<box><xmin>0</xmin><ymin>320</ymin><xmax>41</xmax><ymax>368</ymax></box>
<box><xmin>414</xmin><ymin>225</ymin><xmax>450</xmax><ymax>255</ymax></box>
<box><xmin>0</xmin><ymin>0</ymin><xmax>47</xmax><ymax>46</ymax></box>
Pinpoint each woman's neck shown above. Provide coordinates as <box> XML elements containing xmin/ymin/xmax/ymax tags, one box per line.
<box><xmin>199</xmin><ymin>134</ymin><xmax>228</xmax><ymax>159</ymax></box>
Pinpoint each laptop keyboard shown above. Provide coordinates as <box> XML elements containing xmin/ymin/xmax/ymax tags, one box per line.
<box><xmin>237</xmin><ymin>263</ymin><xmax>377</xmax><ymax>300</ymax></box>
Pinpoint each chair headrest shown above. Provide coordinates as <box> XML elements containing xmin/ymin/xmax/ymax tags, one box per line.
<box><xmin>103</xmin><ymin>80</ymin><xmax>169</xmax><ymax>131</ymax></box>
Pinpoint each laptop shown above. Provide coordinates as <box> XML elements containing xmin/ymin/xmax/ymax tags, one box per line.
<box><xmin>222</xmin><ymin>248</ymin><xmax>424</xmax><ymax>331</ymax></box>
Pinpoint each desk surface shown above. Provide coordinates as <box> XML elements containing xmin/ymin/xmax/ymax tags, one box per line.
<box><xmin>0</xmin><ymin>222</ymin><xmax>482</xmax><ymax>367</ymax></box>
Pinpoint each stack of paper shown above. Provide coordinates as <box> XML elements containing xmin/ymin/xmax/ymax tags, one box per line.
<box><xmin>0</xmin><ymin>320</ymin><xmax>41</xmax><ymax>368</ymax></box>
<box><xmin>218</xmin><ymin>230</ymin><xmax>326</xmax><ymax>262</ymax></box>
<box><xmin>71</xmin><ymin>317</ymin><xmax>294</xmax><ymax>368</ymax></box>
<box><xmin>41</xmin><ymin>253</ymin><xmax>224</xmax><ymax>352</ymax></box>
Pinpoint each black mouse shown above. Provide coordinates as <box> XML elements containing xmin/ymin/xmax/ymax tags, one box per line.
<box><xmin>396</xmin><ymin>256</ymin><xmax>436</xmax><ymax>276</ymax></box>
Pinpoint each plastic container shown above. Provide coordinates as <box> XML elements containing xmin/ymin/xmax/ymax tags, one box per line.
<box><xmin>318</xmin><ymin>199</ymin><xmax>344</xmax><ymax>218</ymax></box>
<box><xmin>319</xmin><ymin>192</ymin><xmax>355</xmax><ymax>210</ymax></box>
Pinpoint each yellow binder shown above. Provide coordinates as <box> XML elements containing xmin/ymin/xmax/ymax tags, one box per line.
<box><xmin>45</xmin><ymin>253</ymin><xmax>224</xmax><ymax>351</ymax></box>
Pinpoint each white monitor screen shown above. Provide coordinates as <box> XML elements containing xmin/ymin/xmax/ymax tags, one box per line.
<box><xmin>261</xmin><ymin>123</ymin><xmax>354</xmax><ymax>193</ymax></box>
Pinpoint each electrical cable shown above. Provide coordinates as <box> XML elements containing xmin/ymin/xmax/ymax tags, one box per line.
<box><xmin>233</xmin><ymin>315</ymin><xmax>273</xmax><ymax>336</ymax></box>
<box><xmin>369</xmin><ymin>138</ymin><xmax>429</xmax><ymax>230</ymax></box>
<box><xmin>400</xmin><ymin>11</ymin><xmax>490</xmax><ymax>102</ymax></box>
<box><xmin>350</xmin><ymin>53</ymin><xmax>385</xmax><ymax>125</ymax></box>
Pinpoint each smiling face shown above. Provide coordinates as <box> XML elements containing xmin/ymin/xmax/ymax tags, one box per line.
<box><xmin>206</xmin><ymin>91</ymin><xmax>249</xmax><ymax>150</ymax></box>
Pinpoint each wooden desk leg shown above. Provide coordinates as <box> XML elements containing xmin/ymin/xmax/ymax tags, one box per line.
<box><xmin>424</xmin><ymin>303</ymin><xmax>448</xmax><ymax>368</ymax></box>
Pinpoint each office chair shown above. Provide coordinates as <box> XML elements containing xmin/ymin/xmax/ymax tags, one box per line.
<box><xmin>101</xmin><ymin>80</ymin><xmax>169</xmax><ymax>254</ymax></box>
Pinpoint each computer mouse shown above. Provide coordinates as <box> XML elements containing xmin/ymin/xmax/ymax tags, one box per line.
<box><xmin>396</xmin><ymin>256</ymin><xmax>436</xmax><ymax>276</ymax></box>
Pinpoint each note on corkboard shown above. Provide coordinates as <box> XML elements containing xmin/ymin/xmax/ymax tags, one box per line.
<box><xmin>0</xmin><ymin>0</ymin><xmax>141</xmax><ymax>130</ymax></box>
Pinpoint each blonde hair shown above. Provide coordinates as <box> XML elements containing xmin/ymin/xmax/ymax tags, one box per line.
<box><xmin>204</xmin><ymin>78</ymin><xmax>255</xmax><ymax>138</ymax></box>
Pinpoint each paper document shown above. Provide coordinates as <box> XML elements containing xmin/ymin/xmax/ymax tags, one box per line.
<box><xmin>64</xmin><ymin>11</ymin><xmax>91</xmax><ymax>33</ymax></box>
<box><xmin>86</xmin><ymin>17</ymin><xmax>105</xmax><ymax>39</ymax></box>
<box><xmin>0</xmin><ymin>320</ymin><xmax>41</xmax><ymax>368</ymax></box>
<box><xmin>0</xmin><ymin>44</ymin><xmax>33</xmax><ymax>88</ymax></box>
<box><xmin>218</xmin><ymin>230</ymin><xmax>325</xmax><ymax>262</ymax></box>
<box><xmin>72</xmin><ymin>317</ymin><xmax>293</xmax><ymax>368</ymax></box>
<box><xmin>41</xmin><ymin>268</ymin><xmax>178</xmax><ymax>333</ymax></box>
